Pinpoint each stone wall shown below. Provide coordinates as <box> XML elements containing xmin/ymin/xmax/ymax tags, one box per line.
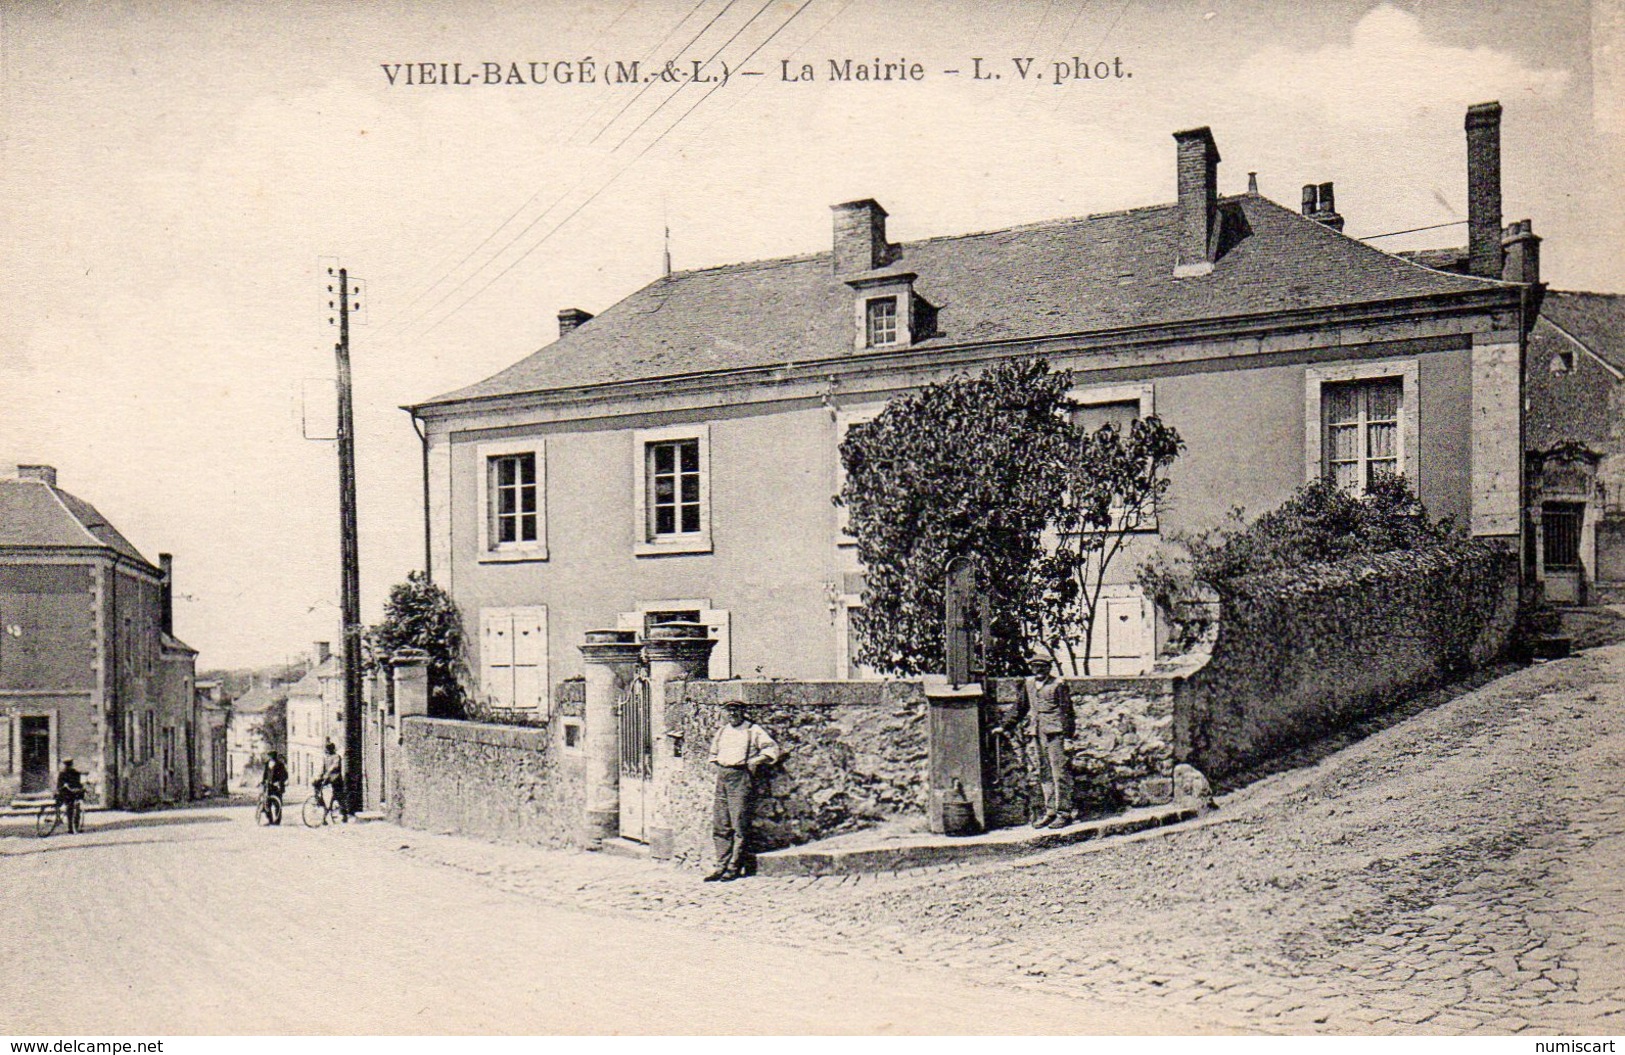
<box><xmin>388</xmin><ymin>686</ymin><xmax>586</xmax><ymax>847</ymax></box>
<box><xmin>663</xmin><ymin>680</ymin><xmax>928</xmax><ymax>868</ymax></box>
<box><xmin>1174</xmin><ymin>542</ymin><xmax>1519</xmax><ymax>781</ymax></box>
<box><xmin>987</xmin><ymin>675</ymin><xmax>1182</xmax><ymax>821</ymax></box>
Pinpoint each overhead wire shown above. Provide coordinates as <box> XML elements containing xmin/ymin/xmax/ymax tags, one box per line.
<box><xmin>415</xmin><ymin>0</ymin><xmax>820</xmax><ymax>339</ymax></box>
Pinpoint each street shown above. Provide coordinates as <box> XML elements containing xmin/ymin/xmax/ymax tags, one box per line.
<box><xmin>4</xmin><ymin>641</ymin><xmax>1624</xmax><ymax>1035</ymax></box>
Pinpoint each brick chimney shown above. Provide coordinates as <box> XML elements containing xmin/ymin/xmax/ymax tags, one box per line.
<box><xmin>160</xmin><ymin>554</ymin><xmax>174</xmax><ymax>636</ymax></box>
<box><xmin>1466</xmin><ymin>101</ymin><xmax>1504</xmax><ymax>279</ymax></box>
<box><xmin>314</xmin><ymin>641</ymin><xmax>331</xmax><ymax>666</ymax></box>
<box><xmin>557</xmin><ymin>308</ymin><xmax>593</xmax><ymax>336</ymax></box>
<box><xmin>17</xmin><ymin>464</ymin><xmax>57</xmax><ymax>487</ymax></box>
<box><xmin>1173</xmin><ymin>126</ymin><xmax>1221</xmax><ymax>277</ymax></box>
<box><xmin>1501</xmin><ymin>219</ymin><xmax>1541</xmax><ymax>284</ymax></box>
<box><xmin>1301</xmin><ymin>182</ymin><xmax>1344</xmax><ymax>231</ymax></box>
<box><xmin>831</xmin><ymin>199</ymin><xmax>892</xmax><ymax>275</ymax></box>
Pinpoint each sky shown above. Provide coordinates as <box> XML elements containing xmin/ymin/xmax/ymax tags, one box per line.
<box><xmin>1</xmin><ymin>0</ymin><xmax>1618</xmax><ymax>669</ymax></box>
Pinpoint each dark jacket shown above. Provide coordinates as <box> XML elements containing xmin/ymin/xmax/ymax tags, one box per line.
<box><xmin>262</xmin><ymin>757</ymin><xmax>288</xmax><ymax>790</ymax></box>
<box><xmin>56</xmin><ymin>766</ymin><xmax>85</xmax><ymax>801</ymax></box>
<box><xmin>1019</xmin><ymin>675</ymin><xmax>1075</xmax><ymax>738</ymax></box>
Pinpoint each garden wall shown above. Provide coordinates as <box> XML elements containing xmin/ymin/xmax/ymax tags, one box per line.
<box><xmin>663</xmin><ymin>680</ymin><xmax>928</xmax><ymax>868</ymax></box>
<box><xmin>388</xmin><ymin>683</ymin><xmax>585</xmax><ymax>847</ymax></box>
<box><xmin>984</xmin><ymin>675</ymin><xmax>1185</xmax><ymax>822</ymax></box>
<box><xmin>1174</xmin><ymin>541</ymin><xmax>1519</xmax><ymax>780</ymax></box>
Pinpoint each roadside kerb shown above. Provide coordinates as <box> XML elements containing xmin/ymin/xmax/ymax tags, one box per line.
<box><xmin>755</xmin><ymin>802</ymin><xmax>1203</xmax><ymax>876</ymax></box>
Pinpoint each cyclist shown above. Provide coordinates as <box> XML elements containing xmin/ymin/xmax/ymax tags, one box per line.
<box><xmin>311</xmin><ymin>741</ymin><xmax>349</xmax><ymax>821</ymax></box>
<box><xmin>55</xmin><ymin>758</ymin><xmax>86</xmax><ymax>833</ymax></box>
<box><xmin>260</xmin><ymin>750</ymin><xmax>288</xmax><ymax>825</ymax></box>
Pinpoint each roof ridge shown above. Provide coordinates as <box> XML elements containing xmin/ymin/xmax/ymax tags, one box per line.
<box><xmin>667</xmin><ymin>199</ymin><xmax>1187</xmax><ymax>282</ymax></box>
<box><xmin>39</xmin><ymin>481</ymin><xmax>109</xmax><ymax>551</ymax></box>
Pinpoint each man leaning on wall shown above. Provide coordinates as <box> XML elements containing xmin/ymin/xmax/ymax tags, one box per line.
<box><xmin>706</xmin><ymin>703</ymin><xmax>782</xmax><ymax>882</ymax></box>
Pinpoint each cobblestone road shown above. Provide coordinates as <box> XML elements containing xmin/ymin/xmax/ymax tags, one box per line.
<box><xmin>348</xmin><ymin>641</ymin><xmax>1625</xmax><ymax>1035</ymax></box>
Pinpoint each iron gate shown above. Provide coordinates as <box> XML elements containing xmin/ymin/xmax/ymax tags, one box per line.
<box><xmin>617</xmin><ymin>675</ymin><xmax>652</xmax><ymax>842</ymax></box>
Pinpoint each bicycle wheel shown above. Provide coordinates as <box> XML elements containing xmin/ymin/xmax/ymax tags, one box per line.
<box><xmin>255</xmin><ymin>797</ymin><xmax>272</xmax><ymax>826</ymax></box>
<box><xmin>268</xmin><ymin>796</ymin><xmax>283</xmax><ymax>826</ymax></box>
<box><xmin>67</xmin><ymin>801</ymin><xmax>83</xmax><ymax>834</ymax></box>
<box><xmin>35</xmin><ymin>803</ymin><xmax>61</xmax><ymax>838</ymax></box>
<box><xmin>301</xmin><ymin>795</ymin><xmax>328</xmax><ymax>828</ymax></box>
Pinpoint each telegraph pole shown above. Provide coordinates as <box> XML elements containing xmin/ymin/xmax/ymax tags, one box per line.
<box><xmin>328</xmin><ymin>265</ymin><xmax>365</xmax><ymax>816</ymax></box>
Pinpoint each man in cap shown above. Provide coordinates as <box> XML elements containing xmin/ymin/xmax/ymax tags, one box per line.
<box><xmin>705</xmin><ymin>703</ymin><xmax>782</xmax><ymax>882</ymax></box>
<box><xmin>55</xmin><ymin>758</ymin><xmax>86</xmax><ymax>833</ymax></box>
<box><xmin>1006</xmin><ymin>650</ymin><xmax>1076</xmax><ymax>828</ymax></box>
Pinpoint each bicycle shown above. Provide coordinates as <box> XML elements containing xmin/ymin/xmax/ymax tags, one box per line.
<box><xmin>36</xmin><ymin>797</ymin><xmax>83</xmax><ymax>838</ymax></box>
<box><xmin>256</xmin><ymin>788</ymin><xmax>284</xmax><ymax>826</ymax></box>
<box><xmin>301</xmin><ymin>787</ymin><xmax>349</xmax><ymax>828</ymax></box>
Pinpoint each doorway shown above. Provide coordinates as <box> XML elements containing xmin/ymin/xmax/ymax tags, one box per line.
<box><xmin>20</xmin><ymin>716</ymin><xmax>51</xmax><ymax>795</ymax></box>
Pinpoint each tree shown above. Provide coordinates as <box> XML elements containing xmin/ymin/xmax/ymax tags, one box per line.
<box><xmin>251</xmin><ymin>697</ymin><xmax>287</xmax><ymax>759</ymax></box>
<box><xmin>840</xmin><ymin>358</ymin><xmax>1076</xmax><ymax>676</ymax></box>
<box><xmin>365</xmin><ymin>571</ymin><xmax>468</xmax><ymax>717</ymax></box>
<box><xmin>1039</xmin><ymin>415</ymin><xmax>1185</xmax><ymax>675</ymax></box>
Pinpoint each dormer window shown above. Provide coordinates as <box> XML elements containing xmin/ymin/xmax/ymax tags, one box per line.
<box><xmin>866</xmin><ymin>297</ymin><xmax>898</xmax><ymax>348</ymax></box>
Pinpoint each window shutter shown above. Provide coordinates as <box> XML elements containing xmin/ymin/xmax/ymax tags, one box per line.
<box><xmin>512</xmin><ymin>608</ymin><xmax>548</xmax><ymax>714</ymax></box>
<box><xmin>481</xmin><ymin>609</ymin><xmax>515</xmax><ymax>709</ymax></box>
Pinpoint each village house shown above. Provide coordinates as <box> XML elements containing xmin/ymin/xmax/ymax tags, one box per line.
<box><xmin>406</xmin><ymin>102</ymin><xmax>1537</xmax><ymax>710</ymax></box>
<box><xmin>285</xmin><ymin>641</ymin><xmax>345</xmax><ymax>788</ymax></box>
<box><xmin>193</xmin><ymin>678</ymin><xmax>229</xmax><ymax>796</ymax></box>
<box><xmin>0</xmin><ymin>465</ymin><xmax>197</xmax><ymax>808</ymax></box>
<box><xmin>224</xmin><ymin>677</ymin><xmax>284</xmax><ymax>793</ymax></box>
<box><xmin>1520</xmin><ymin>291</ymin><xmax>1625</xmax><ymax>605</ymax></box>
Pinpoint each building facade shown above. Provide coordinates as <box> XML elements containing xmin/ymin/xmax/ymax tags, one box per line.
<box><xmin>286</xmin><ymin>642</ymin><xmax>345</xmax><ymax>788</ymax></box>
<box><xmin>0</xmin><ymin>465</ymin><xmax>197</xmax><ymax>808</ymax></box>
<box><xmin>409</xmin><ymin>104</ymin><xmax>1536</xmax><ymax>710</ymax></box>
<box><xmin>1523</xmin><ymin>291</ymin><xmax>1625</xmax><ymax>604</ymax></box>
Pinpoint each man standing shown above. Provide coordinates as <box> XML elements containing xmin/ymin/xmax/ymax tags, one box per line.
<box><xmin>706</xmin><ymin>703</ymin><xmax>782</xmax><ymax>882</ymax></box>
<box><xmin>1010</xmin><ymin>651</ymin><xmax>1076</xmax><ymax>828</ymax></box>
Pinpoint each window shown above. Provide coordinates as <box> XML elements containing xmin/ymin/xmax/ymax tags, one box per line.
<box><xmin>649</xmin><ymin>440</ymin><xmax>701</xmax><ymax>537</ymax></box>
<box><xmin>1323</xmin><ymin>377</ymin><xmax>1402</xmax><ymax>494</ymax></box>
<box><xmin>491</xmin><ymin>453</ymin><xmax>537</xmax><ymax>544</ymax></box>
<box><xmin>1065</xmin><ymin>383</ymin><xmax>1158</xmax><ymax>531</ymax></box>
<box><xmin>865</xmin><ymin>297</ymin><xmax>898</xmax><ymax>347</ymax></box>
<box><xmin>477</xmin><ymin>441</ymin><xmax>547</xmax><ymax>561</ymax></box>
<box><xmin>480</xmin><ymin>606</ymin><xmax>549</xmax><ymax>714</ymax></box>
<box><xmin>632</xmin><ymin>426</ymin><xmax>711</xmax><ymax>555</ymax></box>
<box><xmin>1542</xmin><ymin>502</ymin><xmax>1583</xmax><ymax>570</ymax></box>
<box><xmin>1070</xmin><ymin>399</ymin><xmax>1140</xmax><ymax>437</ymax></box>
<box><xmin>617</xmin><ymin>600</ymin><xmax>732</xmax><ymax>678</ymax></box>
<box><xmin>835</xmin><ymin>406</ymin><xmax>883</xmax><ymax>546</ymax></box>
<box><xmin>1305</xmin><ymin>360</ymin><xmax>1418</xmax><ymax>493</ymax></box>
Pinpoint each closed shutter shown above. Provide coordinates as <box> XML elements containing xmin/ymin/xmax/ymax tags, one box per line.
<box><xmin>512</xmin><ymin>609</ymin><xmax>548</xmax><ymax>714</ymax></box>
<box><xmin>481</xmin><ymin>610</ymin><xmax>514</xmax><ymax>709</ymax></box>
<box><xmin>481</xmin><ymin>607</ymin><xmax>549</xmax><ymax>713</ymax></box>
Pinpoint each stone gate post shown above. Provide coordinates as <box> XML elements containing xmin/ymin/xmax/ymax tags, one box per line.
<box><xmin>643</xmin><ymin>622</ymin><xmax>715</xmax><ymax>859</ymax></box>
<box><xmin>578</xmin><ymin>629</ymin><xmax>643</xmax><ymax>849</ymax></box>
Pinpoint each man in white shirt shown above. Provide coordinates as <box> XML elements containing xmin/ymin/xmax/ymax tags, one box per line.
<box><xmin>706</xmin><ymin>703</ymin><xmax>782</xmax><ymax>882</ymax></box>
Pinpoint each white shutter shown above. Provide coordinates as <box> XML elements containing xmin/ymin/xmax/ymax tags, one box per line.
<box><xmin>512</xmin><ymin>608</ymin><xmax>549</xmax><ymax>714</ymax></box>
<box><xmin>1105</xmin><ymin>593</ymin><xmax>1151</xmax><ymax>676</ymax></box>
<box><xmin>481</xmin><ymin>609</ymin><xmax>515</xmax><ymax>708</ymax></box>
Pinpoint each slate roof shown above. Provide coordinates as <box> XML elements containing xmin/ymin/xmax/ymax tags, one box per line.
<box><xmin>420</xmin><ymin>193</ymin><xmax>1509</xmax><ymax>408</ymax></box>
<box><xmin>0</xmin><ymin>475</ymin><xmax>154</xmax><ymax>568</ymax></box>
<box><xmin>1526</xmin><ymin>291</ymin><xmax>1625</xmax><ymax>453</ymax></box>
<box><xmin>161</xmin><ymin>631</ymin><xmax>199</xmax><ymax>656</ymax></box>
<box><xmin>287</xmin><ymin>656</ymin><xmax>343</xmax><ymax>697</ymax></box>
<box><xmin>1538</xmin><ymin>290</ymin><xmax>1625</xmax><ymax>375</ymax></box>
<box><xmin>232</xmin><ymin>681</ymin><xmax>287</xmax><ymax>715</ymax></box>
